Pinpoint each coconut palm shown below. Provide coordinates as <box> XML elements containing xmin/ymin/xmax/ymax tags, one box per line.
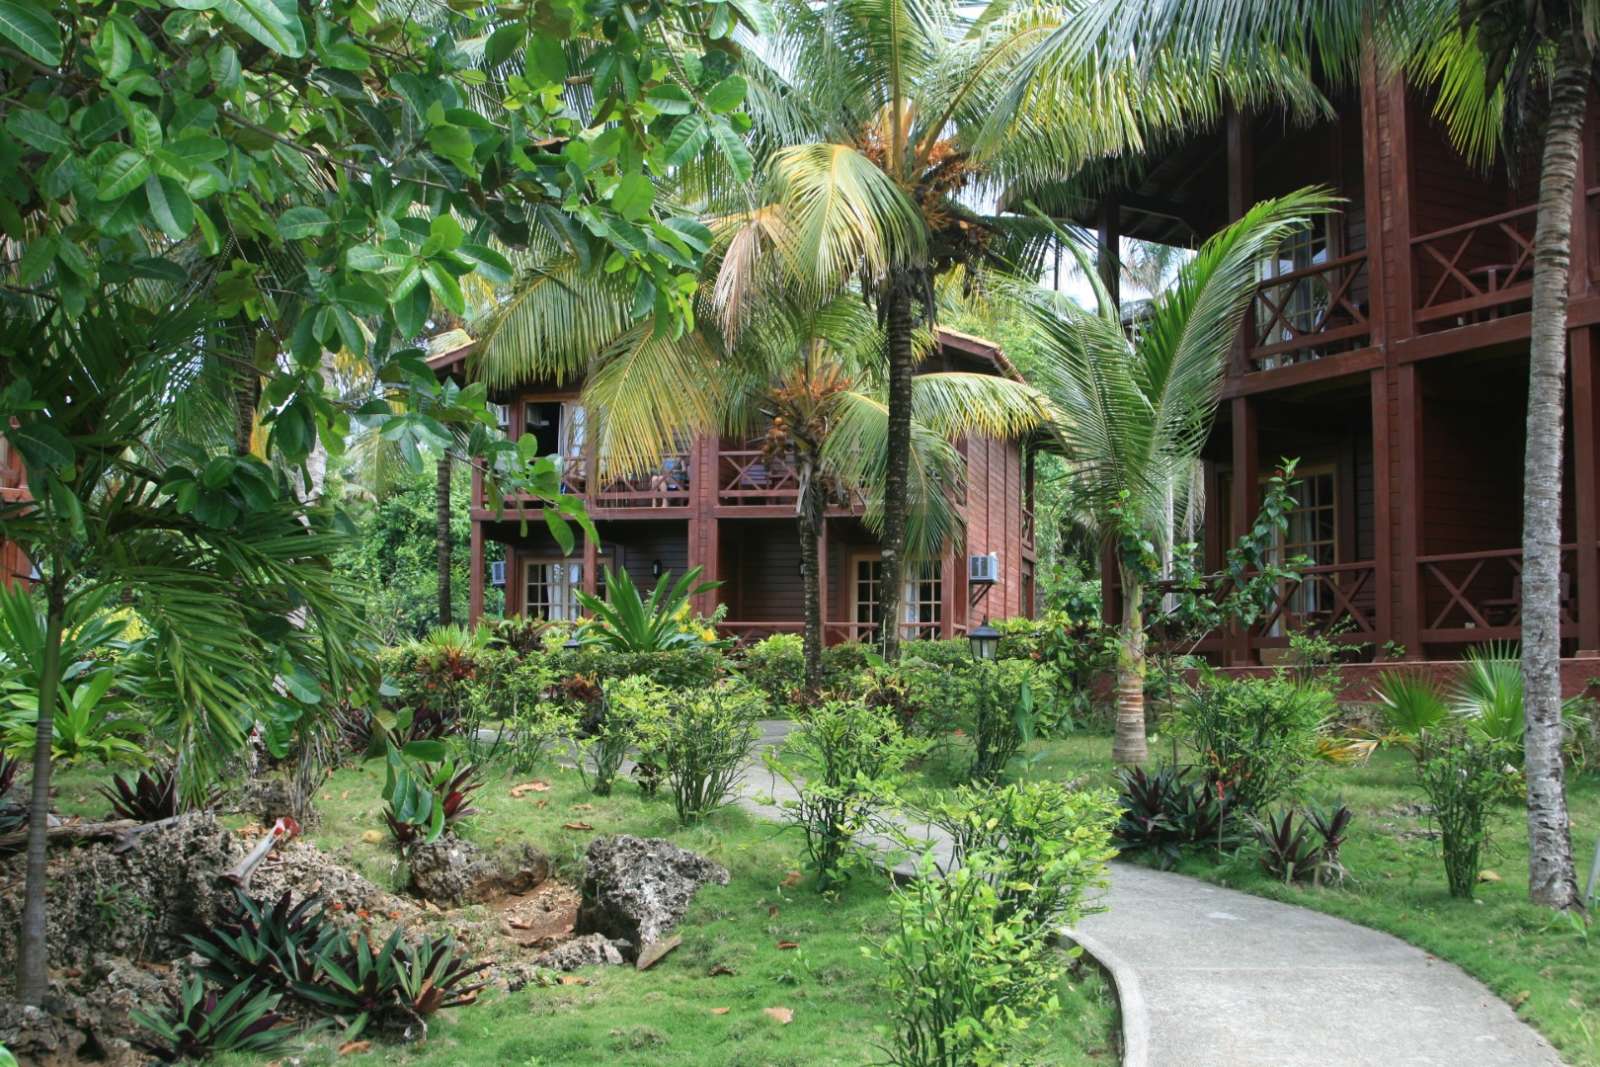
<box><xmin>710</xmin><ymin>0</ymin><xmax>1323</xmax><ymax>659</ymax></box>
<box><xmin>1007</xmin><ymin>0</ymin><xmax>1588</xmax><ymax>914</ymax></box>
<box><xmin>1019</xmin><ymin>189</ymin><xmax>1334</xmax><ymax>764</ymax></box>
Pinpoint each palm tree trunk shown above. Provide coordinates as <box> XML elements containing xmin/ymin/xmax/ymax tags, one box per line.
<box><xmin>233</xmin><ymin>360</ymin><xmax>258</xmax><ymax>458</ymax></box>
<box><xmin>878</xmin><ymin>284</ymin><xmax>916</xmax><ymax>660</ymax></box>
<box><xmin>796</xmin><ymin>455</ymin><xmax>826</xmax><ymax>693</ymax></box>
<box><xmin>436</xmin><ymin>453</ymin><xmax>453</xmax><ymax>627</ymax></box>
<box><xmin>17</xmin><ymin>570</ymin><xmax>65</xmax><ymax>1004</ymax></box>
<box><xmin>1113</xmin><ymin>561</ymin><xmax>1148</xmax><ymax>764</ymax></box>
<box><xmin>1521</xmin><ymin>34</ymin><xmax>1589</xmax><ymax>912</ymax></box>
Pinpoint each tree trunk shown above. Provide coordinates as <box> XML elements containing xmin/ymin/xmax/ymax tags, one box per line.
<box><xmin>436</xmin><ymin>453</ymin><xmax>453</xmax><ymax>628</ymax></box>
<box><xmin>1521</xmin><ymin>35</ymin><xmax>1589</xmax><ymax>912</ymax></box>
<box><xmin>1112</xmin><ymin>561</ymin><xmax>1148</xmax><ymax>764</ymax></box>
<box><xmin>233</xmin><ymin>364</ymin><xmax>258</xmax><ymax>457</ymax></box>
<box><xmin>878</xmin><ymin>284</ymin><xmax>916</xmax><ymax>660</ymax></box>
<box><xmin>796</xmin><ymin>455</ymin><xmax>826</xmax><ymax>694</ymax></box>
<box><xmin>17</xmin><ymin>571</ymin><xmax>65</xmax><ymax>1004</ymax></box>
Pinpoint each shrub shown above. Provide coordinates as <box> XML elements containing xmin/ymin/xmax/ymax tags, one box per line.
<box><xmin>877</xmin><ymin>857</ymin><xmax>1065</xmax><ymax>1067</ymax></box>
<box><xmin>1415</xmin><ymin>728</ymin><xmax>1512</xmax><ymax>899</ymax></box>
<box><xmin>1172</xmin><ymin>673</ymin><xmax>1333</xmax><ymax>813</ymax></box>
<box><xmin>131</xmin><ymin>976</ymin><xmax>293</xmax><ymax>1062</ymax></box>
<box><xmin>99</xmin><ymin>765</ymin><xmax>181</xmax><ymax>822</ymax></box>
<box><xmin>647</xmin><ymin>681</ymin><xmax>766</xmax><ymax>824</ymax></box>
<box><xmin>1112</xmin><ymin>764</ymin><xmax>1232</xmax><ymax>869</ymax></box>
<box><xmin>768</xmin><ymin>700</ymin><xmax>925</xmax><ymax>889</ymax></box>
<box><xmin>821</xmin><ymin>641</ymin><xmax>873</xmax><ymax>686</ymax></box>
<box><xmin>1250</xmin><ymin>806</ymin><xmax>1354</xmax><ymax>886</ymax></box>
<box><xmin>574</xmin><ymin>675</ymin><xmax>669</xmax><ymax>796</ymax></box>
<box><xmin>737</xmin><ymin>633</ymin><xmax>806</xmax><ymax>711</ymax></box>
<box><xmin>966</xmin><ymin>660</ymin><xmax>1039</xmax><ymax>783</ymax></box>
<box><xmin>188</xmin><ymin>889</ymin><xmax>340</xmax><ymax>992</ymax></box>
<box><xmin>573</xmin><ymin>565</ymin><xmax>723</xmax><ymax>653</ymax></box>
<box><xmin>543</xmin><ymin>645</ymin><xmax>725</xmax><ymax>691</ymax></box>
<box><xmin>928</xmin><ymin>780</ymin><xmax>1118</xmax><ymax>934</ymax></box>
<box><xmin>380</xmin><ymin>747</ymin><xmax>482</xmax><ymax>849</ymax></box>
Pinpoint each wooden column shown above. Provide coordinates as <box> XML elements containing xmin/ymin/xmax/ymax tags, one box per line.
<box><xmin>1572</xmin><ymin>327</ymin><xmax>1600</xmax><ymax>652</ymax></box>
<box><xmin>1096</xmin><ymin>195</ymin><xmax>1121</xmax><ymax>308</ymax></box>
<box><xmin>1227</xmin><ymin>397</ymin><xmax>1259</xmax><ymax>665</ymax></box>
<box><xmin>1395</xmin><ymin>363</ymin><xmax>1423</xmax><ymax>658</ymax></box>
<box><xmin>1385</xmin><ymin>76</ymin><xmax>1417</xmax><ymax>342</ymax></box>
<box><xmin>469</xmin><ymin>519</ymin><xmax>485</xmax><ymax>624</ymax></box>
<box><xmin>818</xmin><ymin>517</ymin><xmax>831</xmax><ymax>642</ymax></box>
<box><xmin>1202</xmin><ymin>461</ymin><xmax>1225</xmax><ymax>575</ymax></box>
<box><xmin>1358</xmin><ymin>53</ymin><xmax>1389</xmax><ymax>353</ymax></box>
<box><xmin>1225</xmin><ymin>105</ymin><xmax>1253</xmax><ymax>222</ymax></box>
<box><xmin>1370</xmin><ymin>368</ymin><xmax>1395</xmax><ymax>652</ymax></box>
<box><xmin>581</xmin><ymin>527</ymin><xmax>599</xmax><ymax>597</ymax></box>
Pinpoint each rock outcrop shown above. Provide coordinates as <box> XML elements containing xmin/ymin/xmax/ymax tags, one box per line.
<box><xmin>576</xmin><ymin>835</ymin><xmax>728</xmax><ymax>959</ymax></box>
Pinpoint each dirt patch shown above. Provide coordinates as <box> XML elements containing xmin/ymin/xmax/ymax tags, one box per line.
<box><xmin>494</xmin><ymin>880</ymin><xmax>581</xmax><ymax>950</ymax></box>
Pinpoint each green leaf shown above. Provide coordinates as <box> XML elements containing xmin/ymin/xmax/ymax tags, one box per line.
<box><xmin>96</xmin><ymin>149</ymin><xmax>150</xmax><ymax>201</ymax></box>
<box><xmin>544</xmin><ymin>511</ymin><xmax>574</xmax><ymax>555</ymax></box>
<box><xmin>5</xmin><ymin>110</ymin><xmax>69</xmax><ymax>153</ymax></box>
<box><xmin>645</xmin><ymin>84</ymin><xmax>693</xmax><ymax>115</ymax></box>
<box><xmin>428</xmin><ymin>214</ymin><xmax>463</xmax><ymax>251</ymax></box>
<box><xmin>422</xmin><ymin>260</ymin><xmax>465</xmax><ymax>316</ymax></box>
<box><xmin>344</xmin><ymin>245</ymin><xmax>386</xmax><ymax>271</ymax></box>
<box><xmin>704</xmin><ymin>75</ymin><xmax>746</xmax><ymax>114</ymax></box>
<box><xmin>610</xmin><ymin>173</ymin><xmax>654</xmax><ymax>222</ymax></box>
<box><xmin>485</xmin><ymin>22</ymin><xmax>523</xmax><ymax>67</ymax></box>
<box><xmin>456</xmin><ymin>243</ymin><xmax>513</xmax><ymax>284</ymax></box>
<box><xmin>144</xmin><ymin>175</ymin><xmax>194</xmax><ymax>239</ymax></box>
<box><xmin>663</xmin><ymin>115</ymin><xmax>709</xmax><ymax>168</ymax></box>
<box><xmin>526</xmin><ymin>35</ymin><xmax>565</xmax><ymax>85</ymax></box>
<box><xmin>172</xmin><ymin>0</ymin><xmax>305</xmax><ymax>57</ymax></box>
<box><xmin>124</xmin><ymin>104</ymin><xmax>162</xmax><ymax>153</ymax></box>
<box><xmin>708</xmin><ymin>119</ymin><xmax>752</xmax><ymax>182</ymax></box>
<box><xmin>278</xmin><ymin>205</ymin><xmax>333</xmax><ymax>239</ymax></box>
<box><xmin>0</xmin><ymin>0</ymin><xmax>62</xmax><ymax>66</ymax></box>
<box><xmin>16</xmin><ymin>235</ymin><xmax>56</xmax><ymax>284</ymax></box>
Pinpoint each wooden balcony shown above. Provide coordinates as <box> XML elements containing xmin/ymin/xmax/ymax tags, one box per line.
<box><xmin>1418</xmin><ymin>544</ymin><xmax>1578</xmax><ymax>645</ymax></box>
<box><xmin>717</xmin><ymin>448</ymin><xmax>799</xmax><ymax>507</ymax></box>
<box><xmin>1411</xmin><ymin>205</ymin><xmax>1536</xmax><ymax>330</ymax></box>
<box><xmin>590</xmin><ymin>451</ymin><xmax>692</xmax><ymax>510</ymax></box>
<box><xmin>1246</xmin><ymin>254</ymin><xmax>1372</xmax><ymax>370</ymax></box>
<box><xmin>1156</xmin><ymin>560</ymin><xmax>1381</xmax><ymax>659</ymax></box>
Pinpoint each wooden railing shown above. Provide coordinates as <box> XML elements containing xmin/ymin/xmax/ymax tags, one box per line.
<box><xmin>1152</xmin><ymin>560</ymin><xmax>1379</xmax><ymax>655</ymax></box>
<box><xmin>1411</xmin><ymin>205</ymin><xmax>1536</xmax><ymax>327</ymax></box>
<box><xmin>717</xmin><ymin>448</ymin><xmax>799</xmax><ymax>506</ymax></box>
<box><xmin>590</xmin><ymin>452</ymin><xmax>691</xmax><ymax>509</ymax></box>
<box><xmin>1022</xmin><ymin>506</ymin><xmax>1035</xmax><ymax>549</ymax></box>
<box><xmin>1247</xmin><ymin>253</ymin><xmax>1371</xmax><ymax>369</ymax></box>
<box><xmin>718</xmin><ymin>620</ymin><xmax>950</xmax><ymax>645</ymax></box>
<box><xmin>1418</xmin><ymin>544</ymin><xmax>1577</xmax><ymax>643</ymax></box>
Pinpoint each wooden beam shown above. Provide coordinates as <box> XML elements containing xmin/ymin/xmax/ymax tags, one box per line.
<box><xmin>1369</xmin><ymin>368</ymin><xmax>1394</xmax><ymax>650</ymax></box>
<box><xmin>1225</xmin><ymin>106</ymin><xmax>1253</xmax><ymax>222</ymax></box>
<box><xmin>1219</xmin><ymin>347</ymin><xmax>1386</xmax><ymax>398</ymax></box>
<box><xmin>1359</xmin><ymin>53</ymin><xmax>1390</xmax><ymax>353</ymax></box>
<box><xmin>1096</xmin><ymin>194</ymin><xmax>1121</xmax><ymax>309</ymax></box>
<box><xmin>1395</xmin><ymin>363</ymin><xmax>1423</xmax><ymax>657</ymax></box>
<box><xmin>469</xmin><ymin>519</ymin><xmax>485</xmax><ymax>623</ymax></box>
<box><xmin>1387</xmin><ymin>76</ymin><xmax>1417</xmax><ymax>342</ymax></box>
<box><xmin>1573</xmin><ymin>327</ymin><xmax>1600</xmax><ymax>652</ymax></box>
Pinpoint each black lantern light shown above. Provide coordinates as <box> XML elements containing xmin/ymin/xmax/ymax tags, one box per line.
<box><xmin>564</xmin><ymin>631</ymin><xmax>584</xmax><ymax>652</ymax></box>
<box><xmin>652</xmin><ymin>559</ymin><xmax>663</xmax><ymax>578</ymax></box>
<box><xmin>968</xmin><ymin>617</ymin><xmax>1000</xmax><ymax>662</ymax></box>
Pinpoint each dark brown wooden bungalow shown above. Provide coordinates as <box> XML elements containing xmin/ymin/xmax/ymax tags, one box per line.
<box><xmin>1069</xmin><ymin>69</ymin><xmax>1600</xmax><ymax>679</ymax></box>
<box><xmin>435</xmin><ymin>328</ymin><xmax>1037</xmax><ymax>643</ymax></box>
<box><xmin>0</xmin><ymin>436</ymin><xmax>30</xmax><ymax>586</ymax></box>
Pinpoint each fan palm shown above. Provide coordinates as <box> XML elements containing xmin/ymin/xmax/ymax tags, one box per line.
<box><xmin>1007</xmin><ymin>0</ymin><xmax>1589</xmax><ymax>915</ymax></box>
<box><xmin>0</xmin><ymin>298</ymin><xmax>370</xmax><ymax>1005</ymax></box>
<box><xmin>1019</xmin><ymin>189</ymin><xmax>1334</xmax><ymax>764</ymax></box>
<box><xmin>706</xmin><ymin>0</ymin><xmax>1324</xmax><ymax>659</ymax></box>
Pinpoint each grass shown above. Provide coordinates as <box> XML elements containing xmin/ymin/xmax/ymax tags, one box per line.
<box><xmin>47</xmin><ymin>756</ymin><xmax>1117</xmax><ymax>1067</ymax></box>
<box><xmin>915</xmin><ymin>728</ymin><xmax>1600</xmax><ymax>1065</ymax></box>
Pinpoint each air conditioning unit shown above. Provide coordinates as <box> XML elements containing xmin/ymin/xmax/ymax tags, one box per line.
<box><xmin>968</xmin><ymin>552</ymin><xmax>999</xmax><ymax>585</ymax></box>
<box><xmin>490</xmin><ymin>560</ymin><xmax>507</xmax><ymax>587</ymax></box>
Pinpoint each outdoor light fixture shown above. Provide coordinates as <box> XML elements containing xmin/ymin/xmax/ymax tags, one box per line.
<box><xmin>652</xmin><ymin>559</ymin><xmax>662</xmax><ymax>578</ymax></box>
<box><xmin>564</xmin><ymin>632</ymin><xmax>584</xmax><ymax>652</ymax></box>
<box><xmin>968</xmin><ymin>617</ymin><xmax>1000</xmax><ymax>662</ymax></box>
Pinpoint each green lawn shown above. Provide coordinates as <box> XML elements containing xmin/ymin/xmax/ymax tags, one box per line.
<box><xmin>936</xmin><ymin>730</ymin><xmax>1600</xmax><ymax>1066</ymax></box>
<box><xmin>51</xmin><ymin>759</ymin><xmax>1116</xmax><ymax>1067</ymax></box>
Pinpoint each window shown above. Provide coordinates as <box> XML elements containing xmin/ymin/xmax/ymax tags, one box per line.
<box><xmin>1277</xmin><ymin>467</ymin><xmax>1338</xmax><ymax>621</ymax></box>
<box><xmin>851</xmin><ymin>554</ymin><xmax>942</xmax><ymax>642</ymax></box>
<box><xmin>523</xmin><ymin>401</ymin><xmax>588</xmax><ymax>493</ymax></box>
<box><xmin>523</xmin><ymin>559</ymin><xmax>582</xmax><ymax>622</ymax></box>
<box><xmin>1256</xmin><ymin>218</ymin><xmax>1333</xmax><ymax>367</ymax></box>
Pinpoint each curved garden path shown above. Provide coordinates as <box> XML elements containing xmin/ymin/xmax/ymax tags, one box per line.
<box><xmin>737</xmin><ymin>721</ymin><xmax>1565</xmax><ymax>1067</ymax></box>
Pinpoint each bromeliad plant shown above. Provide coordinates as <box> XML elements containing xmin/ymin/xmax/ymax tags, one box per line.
<box><xmin>188</xmin><ymin>889</ymin><xmax>342</xmax><ymax>993</ymax></box>
<box><xmin>131</xmin><ymin>976</ymin><xmax>293</xmax><ymax>1063</ymax></box>
<box><xmin>301</xmin><ymin>928</ymin><xmax>489</xmax><ymax>1036</ymax></box>
<box><xmin>574</xmin><ymin>565</ymin><xmax>724</xmax><ymax>654</ymax></box>
<box><xmin>98</xmin><ymin>765</ymin><xmax>188</xmax><ymax>823</ymax></box>
<box><xmin>379</xmin><ymin>743</ymin><xmax>482</xmax><ymax>849</ymax></box>
<box><xmin>1250</xmin><ymin>806</ymin><xmax>1356</xmax><ymax>887</ymax></box>
<box><xmin>1112</xmin><ymin>763</ymin><xmax>1234</xmax><ymax>870</ymax></box>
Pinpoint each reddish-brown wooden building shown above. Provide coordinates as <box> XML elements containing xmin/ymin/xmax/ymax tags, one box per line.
<box><xmin>436</xmin><ymin>328</ymin><xmax>1038</xmax><ymax>642</ymax></box>
<box><xmin>0</xmin><ymin>436</ymin><xmax>30</xmax><ymax>586</ymax></box>
<box><xmin>1076</xmin><ymin>70</ymin><xmax>1600</xmax><ymax>669</ymax></box>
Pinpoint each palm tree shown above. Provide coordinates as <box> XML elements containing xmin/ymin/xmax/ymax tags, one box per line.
<box><xmin>1011</xmin><ymin>0</ymin><xmax>1588</xmax><ymax>914</ymax></box>
<box><xmin>1019</xmin><ymin>190</ymin><xmax>1333</xmax><ymax>764</ymax></box>
<box><xmin>0</xmin><ymin>298</ymin><xmax>369</xmax><ymax>1004</ymax></box>
<box><xmin>718</xmin><ymin>0</ymin><xmax>1313</xmax><ymax>658</ymax></box>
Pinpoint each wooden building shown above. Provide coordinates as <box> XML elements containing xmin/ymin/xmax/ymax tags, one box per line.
<box><xmin>1075</xmin><ymin>70</ymin><xmax>1600</xmax><ymax>669</ymax></box>
<box><xmin>436</xmin><ymin>328</ymin><xmax>1038</xmax><ymax>643</ymax></box>
<box><xmin>0</xmin><ymin>436</ymin><xmax>30</xmax><ymax>586</ymax></box>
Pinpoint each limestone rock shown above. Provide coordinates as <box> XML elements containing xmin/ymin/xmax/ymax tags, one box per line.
<box><xmin>576</xmin><ymin>835</ymin><xmax>728</xmax><ymax>957</ymax></box>
<box><xmin>0</xmin><ymin>812</ymin><xmax>239</xmax><ymax>977</ymax></box>
<box><xmin>532</xmin><ymin>932</ymin><xmax>630</xmax><ymax>970</ymax></box>
<box><xmin>408</xmin><ymin>836</ymin><xmax>550</xmax><ymax>907</ymax></box>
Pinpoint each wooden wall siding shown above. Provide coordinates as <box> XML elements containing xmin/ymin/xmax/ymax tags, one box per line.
<box><xmin>602</xmin><ymin>520</ymin><xmax>691</xmax><ymax>585</ymax></box>
<box><xmin>723</xmin><ymin>519</ymin><xmax>805</xmax><ymax>621</ymax></box>
<box><xmin>959</xmin><ymin>434</ymin><xmax>1030</xmax><ymax>625</ymax></box>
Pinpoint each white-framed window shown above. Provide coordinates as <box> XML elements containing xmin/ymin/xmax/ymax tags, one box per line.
<box><xmin>522</xmin><ymin>558</ymin><xmax>582</xmax><ymax>622</ymax></box>
<box><xmin>851</xmin><ymin>554</ymin><xmax>942</xmax><ymax>642</ymax></box>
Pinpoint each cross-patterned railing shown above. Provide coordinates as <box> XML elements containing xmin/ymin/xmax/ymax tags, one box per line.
<box><xmin>1411</xmin><ymin>205</ymin><xmax>1536</xmax><ymax>327</ymax></box>
<box><xmin>1150</xmin><ymin>560</ymin><xmax>1379</xmax><ymax>654</ymax></box>
<box><xmin>590</xmin><ymin>452</ymin><xmax>692</xmax><ymax>509</ymax></box>
<box><xmin>718</xmin><ymin>447</ymin><xmax>799</xmax><ymax>505</ymax></box>
<box><xmin>1418</xmin><ymin>544</ymin><xmax>1577</xmax><ymax>642</ymax></box>
<box><xmin>1248</xmin><ymin>253</ymin><xmax>1371</xmax><ymax>368</ymax></box>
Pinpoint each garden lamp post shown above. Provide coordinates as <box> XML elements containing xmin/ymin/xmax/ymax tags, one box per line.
<box><xmin>968</xmin><ymin>617</ymin><xmax>1000</xmax><ymax>662</ymax></box>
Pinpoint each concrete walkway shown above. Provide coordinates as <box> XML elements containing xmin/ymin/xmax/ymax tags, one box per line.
<box><xmin>736</xmin><ymin>721</ymin><xmax>1564</xmax><ymax>1067</ymax></box>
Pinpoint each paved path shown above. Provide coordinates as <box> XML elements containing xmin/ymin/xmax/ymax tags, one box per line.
<box><xmin>736</xmin><ymin>721</ymin><xmax>1565</xmax><ymax>1067</ymax></box>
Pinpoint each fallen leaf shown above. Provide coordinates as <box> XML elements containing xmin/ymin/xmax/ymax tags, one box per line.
<box><xmin>562</xmin><ymin>822</ymin><xmax>594</xmax><ymax>831</ymax></box>
<box><xmin>340</xmin><ymin>790</ymin><xmax>350</xmax><ymax>800</ymax></box>
<box><xmin>711</xmin><ymin>1007</ymin><xmax>731</xmax><ymax>1016</ymax></box>
<box><xmin>708</xmin><ymin>964</ymin><xmax>736</xmax><ymax>977</ymax></box>
<box><xmin>776</xmin><ymin>941</ymin><xmax>799</xmax><ymax>951</ymax></box>
<box><xmin>780</xmin><ymin>871</ymin><xmax>802</xmax><ymax>888</ymax></box>
<box><xmin>510</xmin><ymin>780</ymin><xmax>551</xmax><ymax>798</ymax></box>
<box><xmin>337</xmin><ymin>1039</ymin><xmax>372</xmax><ymax>1055</ymax></box>
<box><xmin>360</xmin><ymin>830</ymin><xmax>383</xmax><ymax>845</ymax></box>
<box><xmin>1510</xmin><ymin>990</ymin><xmax>1531</xmax><ymax>1009</ymax></box>
<box><xmin>767</xmin><ymin>905</ymin><xmax>780</xmax><ymax>917</ymax></box>
<box><xmin>764</xmin><ymin>1007</ymin><xmax>794</xmax><ymax>1024</ymax></box>
<box><xmin>571</xmin><ymin>803</ymin><xmax>595</xmax><ymax>812</ymax></box>
<box><xmin>560</xmin><ymin>975</ymin><xmax>589</xmax><ymax>986</ymax></box>
<box><xmin>1478</xmin><ymin>869</ymin><xmax>1502</xmax><ymax>883</ymax></box>
<box><xmin>636</xmin><ymin>934</ymin><xmax>682</xmax><ymax>971</ymax></box>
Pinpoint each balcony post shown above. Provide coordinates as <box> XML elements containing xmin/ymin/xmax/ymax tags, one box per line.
<box><xmin>469</xmin><ymin>519</ymin><xmax>485</xmax><ymax>624</ymax></box>
<box><xmin>1227</xmin><ymin>396</ymin><xmax>1259</xmax><ymax>665</ymax></box>
<box><xmin>1096</xmin><ymin>195</ymin><xmax>1121</xmax><ymax>308</ymax></box>
<box><xmin>694</xmin><ymin>434</ymin><xmax>721</xmax><ymax>618</ymax></box>
<box><xmin>1395</xmin><ymin>364</ymin><xmax>1424</xmax><ymax>658</ymax></box>
<box><xmin>818</xmin><ymin>517</ymin><xmax>831</xmax><ymax>643</ymax></box>
<box><xmin>1369</xmin><ymin>368</ymin><xmax>1394</xmax><ymax>652</ymax></box>
<box><xmin>1572</xmin><ymin>327</ymin><xmax>1600</xmax><ymax>652</ymax></box>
